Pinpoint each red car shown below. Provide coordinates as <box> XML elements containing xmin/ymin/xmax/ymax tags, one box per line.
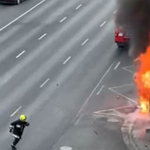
<box><xmin>0</xmin><ymin>0</ymin><xmax>24</xmax><ymax>4</ymax></box>
<box><xmin>115</xmin><ymin>26</ymin><xmax>130</xmax><ymax>47</ymax></box>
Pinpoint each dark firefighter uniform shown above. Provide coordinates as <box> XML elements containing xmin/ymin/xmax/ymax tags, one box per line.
<box><xmin>9</xmin><ymin>115</ymin><xmax>29</xmax><ymax>149</ymax></box>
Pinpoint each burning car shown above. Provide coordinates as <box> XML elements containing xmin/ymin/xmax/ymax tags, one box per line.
<box><xmin>134</xmin><ymin>47</ymin><xmax>150</xmax><ymax>113</ymax></box>
<box><xmin>115</xmin><ymin>25</ymin><xmax>130</xmax><ymax>47</ymax></box>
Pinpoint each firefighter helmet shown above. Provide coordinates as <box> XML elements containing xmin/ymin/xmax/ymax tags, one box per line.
<box><xmin>20</xmin><ymin>114</ymin><xmax>27</xmax><ymax>121</ymax></box>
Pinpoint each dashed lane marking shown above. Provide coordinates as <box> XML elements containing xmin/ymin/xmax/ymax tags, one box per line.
<box><xmin>100</xmin><ymin>21</ymin><xmax>106</xmax><ymax>27</ymax></box>
<box><xmin>114</xmin><ymin>62</ymin><xmax>120</xmax><ymax>70</ymax></box>
<box><xmin>16</xmin><ymin>50</ymin><xmax>25</xmax><ymax>58</ymax></box>
<box><xmin>40</xmin><ymin>78</ymin><xmax>50</xmax><ymax>88</ymax></box>
<box><xmin>81</xmin><ymin>38</ymin><xmax>89</xmax><ymax>46</ymax></box>
<box><xmin>96</xmin><ymin>85</ymin><xmax>105</xmax><ymax>95</ymax></box>
<box><xmin>38</xmin><ymin>33</ymin><xmax>47</xmax><ymax>40</ymax></box>
<box><xmin>63</xmin><ymin>56</ymin><xmax>71</xmax><ymax>64</ymax></box>
<box><xmin>60</xmin><ymin>17</ymin><xmax>67</xmax><ymax>23</ymax></box>
<box><xmin>76</xmin><ymin>4</ymin><xmax>82</xmax><ymax>10</ymax></box>
<box><xmin>60</xmin><ymin>146</ymin><xmax>72</xmax><ymax>150</ymax></box>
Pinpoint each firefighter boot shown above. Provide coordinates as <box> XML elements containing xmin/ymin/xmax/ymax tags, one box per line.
<box><xmin>11</xmin><ymin>144</ymin><xmax>17</xmax><ymax>150</ymax></box>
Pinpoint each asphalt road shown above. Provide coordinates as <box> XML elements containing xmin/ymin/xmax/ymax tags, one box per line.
<box><xmin>0</xmin><ymin>0</ymin><xmax>130</xmax><ymax>150</ymax></box>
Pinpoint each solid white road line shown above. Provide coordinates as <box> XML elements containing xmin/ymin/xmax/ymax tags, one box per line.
<box><xmin>123</xmin><ymin>65</ymin><xmax>134</xmax><ymax>69</ymax></box>
<box><xmin>76</xmin><ymin>4</ymin><xmax>82</xmax><ymax>10</ymax></box>
<box><xmin>100</xmin><ymin>21</ymin><xmax>106</xmax><ymax>27</ymax></box>
<box><xmin>93</xmin><ymin>113</ymin><xmax>121</xmax><ymax>118</ymax></box>
<box><xmin>109</xmin><ymin>83</ymin><xmax>134</xmax><ymax>89</ymax></box>
<box><xmin>38</xmin><ymin>33</ymin><xmax>47</xmax><ymax>40</ymax></box>
<box><xmin>10</xmin><ymin>106</ymin><xmax>22</xmax><ymax>117</ymax></box>
<box><xmin>81</xmin><ymin>38</ymin><xmax>89</xmax><ymax>46</ymax></box>
<box><xmin>16</xmin><ymin>50</ymin><xmax>25</xmax><ymax>58</ymax></box>
<box><xmin>96</xmin><ymin>85</ymin><xmax>105</xmax><ymax>95</ymax></box>
<box><xmin>60</xmin><ymin>17</ymin><xmax>67</xmax><ymax>23</ymax></box>
<box><xmin>74</xmin><ymin>114</ymin><xmax>83</xmax><ymax>125</ymax></box>
<box><xmin>74</xmin><ymin>62</ymin><xmax>115</xmax><ymax>122</ymax></box>
<box><xmin>122</xmin><ymin>67</ymin><xmax>134</xmax><ymax>74</ymax></box>
<box><xmin>114</xmin><ymin>62</ymin><xmax>120</xmax><ymax>70</ymax></box>
<box><xmin>63</xmin><ymin>56</ymin><xmax>71</xmax><ymax>64</ymax></box>
<box><xmin>0</xmin><ymin>0</ymin><xmax>45</xmax><ymax>32</ymax></box>
<box><xmin>108</xmin><ymin>87</ymin><xmax>137</xmax><ymax>104</ymax></box>
<box><xmin>40</xmin><ymin>78</ymin><xmax>50</xmax><ymax>88</ymax></box>
<box><xmin>94</xmin><ymin>105</ymin><xmax>135</xmax><ymax>114</ymax></box>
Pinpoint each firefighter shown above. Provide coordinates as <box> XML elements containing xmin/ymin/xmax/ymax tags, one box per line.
<box><xmin>9</xmin><ymin>114</ymin><xmax>30</xmax><ymax>149</ymax></box>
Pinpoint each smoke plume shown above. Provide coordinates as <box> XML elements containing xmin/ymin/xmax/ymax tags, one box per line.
<box><xmin>116</xmin><ymin>0</ymin><xmax>150</xmax><ymax>57</ymax></box>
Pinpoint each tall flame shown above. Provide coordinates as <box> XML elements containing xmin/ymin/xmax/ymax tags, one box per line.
<box><xmin>134</xmin><ymin>46</ymin><xmax>150</xmax><ymax>113</ymax></box>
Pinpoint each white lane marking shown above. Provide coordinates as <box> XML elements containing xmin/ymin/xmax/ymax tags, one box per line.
<box><xmin>122</xmin><ymin>67</ymin><xmax>134</xmax><ymax>74</ymax></box>
<box><xmin>108</xmin><ymin>87</ymin><xmax>137</xmax><ymax>104</ymax></box>
<box><xmin>40</xmin><ymin>78</ymin><xmax>50</xmax><ymax>88</ymax></box>
<box><xmin>38</xmin><ymin>33</ymin><xmax>47</xmax><ymax>40</ymax></box>
<box><xmin>109</xmin><ymin>83</ymin><xmax>134</xmax><ymax>89</ymax></box>
<box><xmin>60</xmin><ymin>146</ymin><xmax>72</xmax><ymax>150</ymax></box>
<box><xmin>63</xmin><ymin>56</ymin><xmax>71</xmax><ymax>64</ymax></box>
<box><xmin>0</xmin><ymin>0</ymin><xmax>45</xmax><ymax>32</ymax></box>
<box><xmin>123</xmin><ymin>65</ymin><xmax>134</xmax><ymax>69</ymax></box>
<box><xmin>81</xmin><ymin>38</ymin><xmax>89</xmax><ymax>46</ymax></box>
<box><xmin>93</xmin><ymin>113</ymin><xmax>121</xmax><ymax>118</ymax></box>
<box><xmin>100</xmin><ymin>21</ymin><xmax>106</xmax><ymax>27</ymax></box>
<box><xmin>60</xmin><ymin>17</ymin><xmax>67</xmax><ymax>23</ymax></box>
<box><xmin>94</xmin><ymin>105</ymin><xmax>135</xmax><ymax>114</ymax></box>
<box><xmin>74</xmin><ymin>114</ymin><xmax>83</xmax><ymax>125</ymax></box>
<box><xmin>96</xmin><ymin>85</ymin><xmax>105</xmax><ymax>95</ymax></box>
<box><xmin>10</xmin><ymin>106</ymin><xmax>22</xmax><ymax>117</ymax></box>
<box><xmin>16</xmin><ymin>50</ymin><xmax>25</xmax><ymax>58</ymax></box>
<box><xmin>73</xmin><ymin>62</ymin><xmax>115</xmax><ymax>123</ymax></box>
<box><xmin>107</xmin><ymin>118</ymin><xmax>119</xmax><ymax>122</ymax></box>
<box><xmin>114</xmin><ymin>62</ymin><xmax>120</xmax><ymax>70</ymax></box>
<box><xmin>76</xmin><ymin>4</ymin><xmax>82</xmax><ymax>10</ymax></box>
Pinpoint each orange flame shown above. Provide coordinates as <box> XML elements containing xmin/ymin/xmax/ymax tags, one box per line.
<box><xmin>134</xmin><ymin>46</ymin><xmax>150</xmax><ymax>113</ymax></box>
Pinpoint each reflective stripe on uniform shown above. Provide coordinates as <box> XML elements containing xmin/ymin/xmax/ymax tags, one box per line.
<box><xmin>12</xmin><ymin>134</ymin><xmax>20</xmax><ymax>139</ymax></box>
<box><xmin>16</xmin><ymin>125</ymin><xmax>21</xmax><ymax>128</ymax></box>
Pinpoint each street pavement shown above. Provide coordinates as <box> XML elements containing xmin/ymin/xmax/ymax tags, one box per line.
<box><xmin>51</xmin><ymin>50</ymin><xmax>137</xmax><ymax>150</ymax></box>
<box><xmin>0</xmin><ymin>0</ymin><xmax>134</xmax><ymax>150</ymax></box>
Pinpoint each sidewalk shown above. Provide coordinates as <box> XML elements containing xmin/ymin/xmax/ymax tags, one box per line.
<box><xmin>131</xmin><ymin>115</ymin><xmax>150</xmax><ymax>150</ymax></box>
<box><xmin>122</xmin><ymin>109</ymin><xmax>150</xmax><ymax>150</ymax></box>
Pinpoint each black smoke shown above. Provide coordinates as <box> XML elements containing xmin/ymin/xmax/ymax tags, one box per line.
<box><xmin>116</xmin><ymin>0</ymin><xmax>150</xmax><ymax>57</ymax></box>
